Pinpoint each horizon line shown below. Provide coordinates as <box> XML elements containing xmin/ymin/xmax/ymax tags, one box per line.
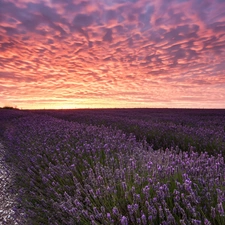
<box><xmin>2</xmin><ymin>107</ymin><xmax>225</xmax><ymax>110</ymax></box>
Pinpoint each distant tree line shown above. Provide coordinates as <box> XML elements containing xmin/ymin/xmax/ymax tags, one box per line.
<box><xmin>1</xmin><ymin>106</ymin><xmax>20</xmax><ymax>110</ymax></box>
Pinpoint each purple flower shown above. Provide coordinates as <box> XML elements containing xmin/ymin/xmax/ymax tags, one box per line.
<box><xmin>191</xmin><ymin>219</ymin><xmax>201</xmax><ymax>225</ymax></box>
<box><xmin>120</xmin><ymin>216</ymin><xmax>128</xmax><ymax>225</ymax></box>
<box><xmin>122</xmin><ymin>182</ymin><xmax>127</xmax><ymax>190</ymax></box>
<box><xmin>217</xmin><ymin>202</ymin><xmax>225</xmax><ymax>216</ymax></box>
<box><xmin>211</xmin><ymin>207</ymin><xmax>216</xmax><ymax>218</ymax></box>
<box><xmin>107</xmin><ymin>213</ymin><xmax>111</xmax><ymax>220</ymax></box>
<box><xmin>158</xmin><ymin>205</ymin><xmax>164</xmax><ymax>219</ymax></box>
<box><xmin>112</xmin><ymin>207</ymin><xmax>119</xmax><ymax>216</ymax></box>
<box><xmin>204</xmin><ymin>218</ymin><xmax>212</xmax><ymax>225</ymax></box>
<box><xmin>141</xmin><ymin>213</ymin><xmax>147</xmax><ymax>225</ymax></box>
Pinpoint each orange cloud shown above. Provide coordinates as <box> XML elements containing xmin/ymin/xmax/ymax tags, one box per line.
<box><xmin>0</xmin><ymin>0</ymin><xmax>225</xmax><ymax>109</ymax></box>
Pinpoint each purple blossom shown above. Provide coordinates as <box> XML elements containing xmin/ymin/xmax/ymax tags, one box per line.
<box><xmin>191</xmin><ymin>219</ymin><xmax>202</xmax><ymax>225</ymax></box>
<box><xmin>2</xmin><ymin>110</ymin><xmax>225</xmax><ymax>224</ymax></box>
<box><xmin>120</xmin><ymin>216</ymin><xmax>128</xmax><ymax>225</ymax></box>
<box><xmin>141</xmin><ymin>213</ymin><xmax>147</xmax><ymax>225</ymax></box>
<box><xmin>211</xmin><ymin>207</ymin><xmax>216</xmax><ymax>219</ymax></box>
<box><xmin>204</xmin><ymin>218</ymin><xmax>212</xmax><ymax>225</ymax></box>
<box><xmin>122</xmin><ymin>182</ymin><xmax>127</xmax><ymax>191</ymax></box>
<box><xmin>217</xmin><ymin>202</ymin><xmax>225</xmax><ymax>216</ymax></box>
<box><xmin>112</xmin><ymin>207</ymin><xmax>119</xmax><ymax>216</ymax></box>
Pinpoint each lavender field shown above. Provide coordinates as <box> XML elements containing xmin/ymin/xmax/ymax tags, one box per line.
<box><xmin>1</xmin><ymin>108</ymin><xmax>225</xmax><ymax>225</ymax></box>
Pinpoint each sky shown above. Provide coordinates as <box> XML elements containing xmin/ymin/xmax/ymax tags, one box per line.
<box><xmin>0</xmin><ymin>0</ymin><xmax>225</xmax><ymax>109</ymax></box>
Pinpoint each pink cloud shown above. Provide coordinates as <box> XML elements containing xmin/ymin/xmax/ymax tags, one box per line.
<box><xmin>0</xmin><ymin>0</ymin><xmax>225</xmax><ymax>109</ymax></box>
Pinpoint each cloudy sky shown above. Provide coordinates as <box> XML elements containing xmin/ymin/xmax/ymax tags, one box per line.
<box><xmin>0</xmin><ymin>0</ymin><xmax>225</xmax><ymax>109</ymax></box>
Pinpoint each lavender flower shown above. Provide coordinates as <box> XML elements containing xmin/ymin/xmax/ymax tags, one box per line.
<box><xmin>2</xmin><ymin>110</ymin><xmax>225</xmax><ymax>225</ymax></box>
<box><xmin>211</xmin><ymin>207</ymin><xmax>216</xmax><ymax>219</ymax></box>
<box><xmin>217</xmin><ymin>202</ymin><xmax>225</xmax><ymax>216</ymax></box>
<box><xmin>141</xmin><ymin>213</ymin><xmax>147</xmax><ymax>225</ymax></box>
<box><xmin>120</xmin><ymin>216</ymin><xmax>128</xmax><ymax>225</ymax></box>
<box><xmin>204</xmin><ymin>218</ymin><xmax>212</xmax><ymax>225</ymax></box>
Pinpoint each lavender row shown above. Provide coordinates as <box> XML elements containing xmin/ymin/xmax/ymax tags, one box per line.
<box><xmin>0</xmin><ymin>109</ymin><xmax>31</xmax><ymax>138</ymax></box>
<box><xmin>2</xmin><ymin>114</ymin><xmax>225</xmax><ymax>224</ymax></box>
<box><xmin>38</xmin><ymin>109</ymin><xmax>225</xmax><ymax>155</ymax></box>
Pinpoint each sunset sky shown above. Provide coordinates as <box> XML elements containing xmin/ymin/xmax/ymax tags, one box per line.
<box><xmin>1</xmin><ymin>0</ymin><xmax>225</xmax><ymax>109</ymax></box>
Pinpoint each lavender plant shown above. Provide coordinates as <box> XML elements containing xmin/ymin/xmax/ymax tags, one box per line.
<box><xmin>2</xmin><ymin>112</ymin><xmax>225</xmax><ymax>224</ymax></box>
<box><xmin>40</xmin><ymin>108</ymin><xmax>225</xmax><ymax>156</ymax></box>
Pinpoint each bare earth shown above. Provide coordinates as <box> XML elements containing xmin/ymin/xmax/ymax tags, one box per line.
<box><xmin>0</xmin><ymin>142</ymin><xmax>26</xmax><ymax>225</ymax></box>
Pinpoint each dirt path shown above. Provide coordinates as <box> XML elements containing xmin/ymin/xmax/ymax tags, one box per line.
<box><xmin>0</xmin><ymin>142</ymin><xmax>26</xmax><ymax>225</ymax></box>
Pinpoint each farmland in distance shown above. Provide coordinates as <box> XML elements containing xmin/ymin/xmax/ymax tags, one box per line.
<box><xmin>1</xmin><ymin>108</ymin><xmax>225</xmax><ymax>224</ymax></box>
